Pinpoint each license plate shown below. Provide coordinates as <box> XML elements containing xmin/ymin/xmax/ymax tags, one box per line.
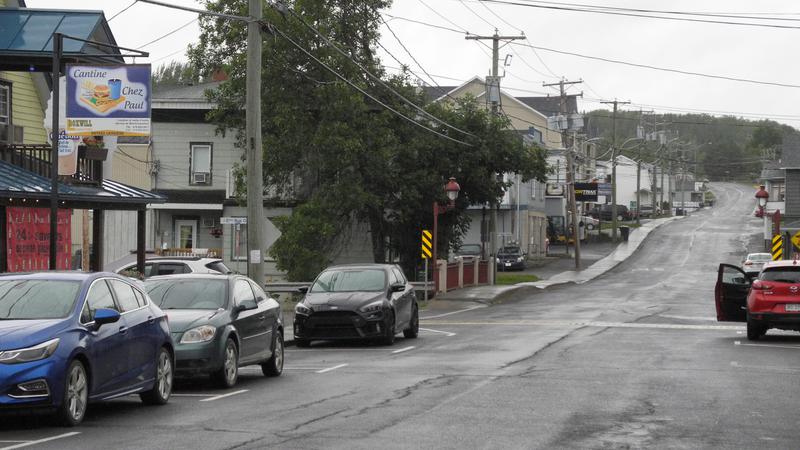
<box><xmin>505</xmin><ymin>263</ymin><xmax>511</xmax><ymax>267</ymax></box>
<box><xmin>786</xmin><ymin>304</ymin><xmax>800</xmax><ymax>312</ymax></box>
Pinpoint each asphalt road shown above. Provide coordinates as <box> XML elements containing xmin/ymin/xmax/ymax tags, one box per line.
<box><xmin>3</xmin><ymin>182</ymin><xmax>797</xmax><ymax>449</ymax></box>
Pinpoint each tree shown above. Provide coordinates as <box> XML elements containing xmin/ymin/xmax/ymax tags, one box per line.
<box><xmin>189</xmin><ymin>0</ymin><xmax>547</xmax><ymax>279</ymax></box>
<box><xmin>151</xmin><ymin>61</ymin><xmax>201</xmax><ymax>90</ymax></box>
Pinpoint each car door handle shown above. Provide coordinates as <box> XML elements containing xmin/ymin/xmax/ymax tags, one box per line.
<box><xmin>147</xmin><ymin>316</ymin><xmax>155</xmax><ymax>324</ymax></box>
<box><xmin>257</xmin><ymin>315</ymin><xmax>266</xmax><ymax>321</ymax></box>
<box><xmin>119</xmin><ymin>326</ymin><xmax>128</xmax><ymax>334</ymax></box>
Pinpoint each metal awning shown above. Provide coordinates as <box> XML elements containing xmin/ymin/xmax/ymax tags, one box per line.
<box><xmin>0</xmin><ymin>160</ymin><xmax>164</xmax><ymax>210</ymax></box>
<box><xmin>0</xmin><ymin>7</ymin><xmax>123</xmax><ymax>71</ymax></box>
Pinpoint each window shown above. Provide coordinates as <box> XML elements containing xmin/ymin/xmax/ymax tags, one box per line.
<box><xmin>82</xmin><ymin>280</ymin><xmax>117</xmax><ymax>323</ymax></box>
<box><xmin>249</xmin><ymin>281</ymin><xmax>267</xmax><ymax>303</ymax></box>
<box><xmin>310</xmin><ymin>269</ymin><xmax>387</xmax><ymax>293</ymax></box>
<box><xmin>156</xmin><ymin>263</ymin><xmax>190</xmax><ymax>275</ymax></box>
<box><xmin>233</xmin><ymin>279</ymin><xmax>256</xmax><ymax>305</ymax></box>
<box><xmin>190</xmin><ymin>143</ymin><xmax>212</xmax><ymax>184</ymax></box>
<box><xmin>133</xmin><ymin>289</ymin><xmax>147</xmax><ymax>308</ymax></box>
<box><xmin>0</xmin><ymin>83</ymin><xmax>9</xmax><ymax>143</ymax></box>
<box><xmin>146</xmin><ymin>279</ymin><xmax>227</xmax><ymax>310</ymax></box>
<box><xmin>0</xmin><ymin>280</ymin><xmax>80</xmax><ymax>320</ymax></box>
<box><xmin>108</xmin><ymin>280</ymin><xmax>140</xmax><ymax>312</ymax></box>
<box><xmin>531</xmin><ymin>181</ymin><xmax>538</xmax><ymax>199</ymax></box>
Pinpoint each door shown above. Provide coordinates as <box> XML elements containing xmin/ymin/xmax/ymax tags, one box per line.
<box><xmin>175</xmin><ymin>220</ymin><xmax>197</xmax><ymax>249</ymax></box>
<box><xmin>232</xmin><ymin>279</ymin><xmax>264</xmax><ymax>362</ymax></box>
<box><xmin>715</xmin><ymin>264</ymin><xmax>750</xmax><ymax>322</ymax></box>
<box><xmin>81</xmin><ymin>280</ymin><xmax>130</xmax><ymax>397</ymax></box>
<box><xmin>250</xmin><ymin>281</ymin><xmax>278</xmax><ymax>361</ymax></box>
<box><xmin>390</xmin><ymin>267</ymin><xmax>412</xmax><ymax>330</ymax></box>
<box><xmin>108</xmin><ymin>279</ymin><xmax>155</xmax><ymax>388</ymax></box>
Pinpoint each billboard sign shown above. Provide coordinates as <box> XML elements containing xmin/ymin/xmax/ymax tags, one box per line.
<box><xmin>574</xmin><ymin>183</ymin><xmax>598</xmax><ymax>202</ymax></box>
<box><xmin>65</xmin><ymin>64</ymin><xmax>151</xmax><ymax>136</ymax></box>
<box><xmin>7</xmin><ymin>207</ymin><xmax>71</xmax><ymax>271</ymax></box>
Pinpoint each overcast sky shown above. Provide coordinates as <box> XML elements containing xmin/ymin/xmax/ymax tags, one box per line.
<box><xmin>26</xmin><ymin>0</ymin><xmax>800</xmax><ymax>128</ymax></box>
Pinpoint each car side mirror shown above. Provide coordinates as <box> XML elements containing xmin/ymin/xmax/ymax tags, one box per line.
<box><xmin>390</xmin><ymin>283</ymin><xmax>405</xmax><ymax>293</ymax></box>
<box><xmin>93</xmin><ymin>308</ymin><xmax>120</xmax><ymax>329</ymax></box>
<box><xmin>297</xmin><ymin>286</ymin><xmax>309</xmax><ymax>294</ymax></box>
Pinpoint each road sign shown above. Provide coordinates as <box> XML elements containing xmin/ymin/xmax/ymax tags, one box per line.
<box><xmin>598</xmin><ymin>183</ymin><xmax>612</xmax><ymax>196</ymax></box>
<box><xmin>772</xmin><ymin>234</ymin><xmax>783</xmax><ymax>260</ymax></box>
<box><xmin>574</xmin><ymin>183</ymin><xmax>598</xmax><ymax>202</ymax></box>
<box><xmin>792</xmin><ymin>231</ymin><xmax>800</xmax><ymax>250</ymax></box>
<box><xmin>421</xmin><ymin>230</ymin><xmax>432</xmax><ymax>259</ymax></box>
<box><xmin>220</xmin><ymin>217</ymin><xmax>247</xmax><ymax>225</ymax></box>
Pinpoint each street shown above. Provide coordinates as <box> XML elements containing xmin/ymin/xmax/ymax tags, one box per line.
<box><xmin>2</xmin><ymin>182</ymin><xmax>796</xmax><ymax>448</ymax></box>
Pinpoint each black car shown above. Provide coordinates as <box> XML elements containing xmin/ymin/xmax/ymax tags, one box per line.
<box><xmin>144</xmin><ymin>274</ymin><xmax>284</xmax><ymax>388</ymax></box>
<box><xmin>496</xmin><ymin>246</ymin><xmax>527</xmax><ymax>271</ymax></box>
<box><xmin>588</xmin><ymin>204</ymin><xmax>632</xmax><ymax>221</ymax></box>
<box><xmin>293</xmin><ymin>264</ymin><xmax>418</xmax><ymax>347</ymax></box>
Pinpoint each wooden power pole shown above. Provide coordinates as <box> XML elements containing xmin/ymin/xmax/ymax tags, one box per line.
<box><xmin>246</xmin><ymin>0</ymin><xmax>266</xmax><ymax>283</ymax></box>
<box><xmin>600</xmin><ymin>99</ymin><xmax>630</xmax><ymax>243</ymax></box>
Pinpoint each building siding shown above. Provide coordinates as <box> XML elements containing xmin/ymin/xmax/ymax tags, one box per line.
<box><xmin>0</xmin><ymin>71</ymin><xmax>48</xmax><ymax>144</ymax></box>
<box><xmin>785</xmin><ymin>170</ymin><xmax>800</xmax><ymax>218</ymax></box>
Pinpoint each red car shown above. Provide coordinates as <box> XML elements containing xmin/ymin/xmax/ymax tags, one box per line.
<box><xmin>715</xmin><ymin>261</ymin><xmax>800</xmax><ymax>340</ymax></box>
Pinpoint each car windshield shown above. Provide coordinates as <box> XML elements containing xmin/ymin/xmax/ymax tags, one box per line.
<box><xmin>311</xmin><ymin>269</ymin><xmax>386</xmax><ymax>292</ymax></box>
<box><xmin>0</xmin><ymin>280</ymin><xmax>81</xmax><ymax>320</ymax></box>
<box><xmin>499</xmin><ymin>246</ymin><xmax>521</xmax><ymax>255</ymax></box>
<box><xmin>760</xmin><ymin>267</ymin><xmax>800</xmax><ymax>283</ymax></box>
<box><xmin>145</xmin><ymin>279</ymin><xmax>227</xmax><ymax>309</ymax></box>
<box><xmin>457</xmin><ymin>244</ymin><xmax>481</xmax><ymax>255</ymax></box>
<box><xmin>748</xmin><ymin>254</ymin><xmax>771</xmax><ymax>262</ymax></box>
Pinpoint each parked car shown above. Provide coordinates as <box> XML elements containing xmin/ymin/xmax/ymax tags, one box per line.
<box><xmin>497</xmin><ymin>246</ymin><xmax>527</xmax><ymax>271</ymax></box>
<box><xmin>293</xmin><ymin>264</ymin><xmax>418</xmax><ymax>347</ymax></box>
<box><xmin>581</xmin><ymin>215</ymin><xmax>600</xmax><ymax>231</ymax></box>
<box><xmin>588</xmin><ymin>204</ymin><xmax>632</xmax><ymax>221</ymax></box>
<box><xmin>638</xmin><ymin>205</ymin><xmax>659</xmax><ymax>218</ymax></box>
<box><xmin>455</xmin><ymin>243</ymin><xmax>482</xmax><ymax>258</ymax></box>
<box><xmin>0</xmin><ymin>272</ymin><xmax>173</xmax><ymax>426</ymax></box>
<box><xmin>110</xmin><ymin>256</ymin><xmax>232</xmax><ymax>278</ymax></box>
<box><xmin>144</xmin><ymin>274</ymin><xmax>283</xmax><ymax>387</ymax></box>
<box><xmin>715</xmin><ymin>261</ymin><xmax>800</xmax><ymax>340</ymax></box>
<box><xmin>741</xmin><ymin>252</ymin><xmax>772</xmax><ymax>277</ymax></box>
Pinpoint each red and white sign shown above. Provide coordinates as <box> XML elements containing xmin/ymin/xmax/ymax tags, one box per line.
<box><xmin>7</xmin><ymin>207</ymin><xmax>72</xmax><ymax>272</ymax></box>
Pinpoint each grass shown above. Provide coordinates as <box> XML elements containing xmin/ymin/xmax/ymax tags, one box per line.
<box><xmin>599</xmin><ymin>222</ymin><xmax>642</xmax><ymax>230</ymax></box>
<box><xmin>496</xmin><ymin>273</ymin><xmax>540</xmax><ymax>285</ymax></box>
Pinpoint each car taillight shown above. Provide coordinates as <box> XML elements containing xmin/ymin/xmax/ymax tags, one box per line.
<box><xmin>751</xmin><ymin>282</ymin><xmax>772</xmax><ymax>290</ymax></box>
<box><xmin>744</xmin><ymin>262</ymin><xmax>752</xmax><ymax>266</ymax></box>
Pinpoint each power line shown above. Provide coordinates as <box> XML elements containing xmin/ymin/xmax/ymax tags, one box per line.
<box><xmin>108</xmin><ymin>0</ymin><xmax>138</xmax><ymax>22</ymax></box>
<box><xmin>458</xmin><ymin>0</ymin><xmax>497</xmax><ymax>29</ymax></box>
<box><xmin>285</xmin><ymin>7</ymin><xmax>476</xmax><ymax>138</ymax></box>
<box><xmin>151</xmin><ymin>48</ymin><xmax>187</xmax><ymax>64</ymax></box>
<box><xmin>271</xmin><ymin>24</ymin><xmax>474</xmax><ymax>147</ymax></box>
<box><xmin>380</xmin><ymin>18</ymin><xmax>452</xmax><ymax>96</ymax></box>
<box><xmin>136</xmin><ymin>18</ymin><xmax>198</xmax><ymax>50</ymax></box>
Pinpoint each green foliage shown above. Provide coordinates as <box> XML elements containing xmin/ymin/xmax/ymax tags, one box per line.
<box><xmin>189</xmin><ymin>0</ymin><xmax>547</xmax><ymax>280</ymax></box>
<box><xmin>496</xmin><ymin>273</ymin><xmax>540</xmax><ymax>285</ymax></box>
<box><xmin>152</xmin><ymin>61</ymin><xmax>201</xmax><ymax>90</ymax></box>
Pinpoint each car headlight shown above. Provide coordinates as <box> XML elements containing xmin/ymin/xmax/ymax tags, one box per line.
<box><xmin>180</xmin><ymin>325</ymin><xmax>216</xmax><ymax>344</ymax></box>
<box><xmin>360</xmin><ymin>301</ymin><xmax>384</xmax><ymax>314</ymax></box>
<box><xmin>295</xmin><ymin>303</ymin><xmax>312</xmax><ymax>315</ymax></box>
<box><xmin>0</xmin><ymin>338</ymin><xmax>60</xmax><ymax>364</ymax></box>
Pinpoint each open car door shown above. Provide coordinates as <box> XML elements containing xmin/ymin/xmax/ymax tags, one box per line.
<box><xmin>715</xmin><ymin>264</ymin><xmax>750</xmax><ymax>322</ymax></box>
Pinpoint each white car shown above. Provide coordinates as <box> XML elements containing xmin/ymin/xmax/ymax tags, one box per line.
<box><xmin>581</xmin><ymin>215</ymin><xmax>600</xmax><ymax>230</ymax></box>
<box><xmin>110</xmin><ymin>256</ymin><xmax>232</xmax><ymax>277</ymax></box>
<box><xmin>742</xmin><ymin>252</ymin><xmax>772</xmax><ymax>276</ymax></box>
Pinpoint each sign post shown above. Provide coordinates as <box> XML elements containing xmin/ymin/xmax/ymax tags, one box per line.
<box><xmin>421</xmin><ymin>229</ymin><xmax>432</xmax><ymax>302</ymax></box>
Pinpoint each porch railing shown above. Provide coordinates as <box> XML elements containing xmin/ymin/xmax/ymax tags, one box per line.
<box><xmin>0</xmin><ymin>143</ymin><xmax>103</xmax><ymax>186</ymax></box>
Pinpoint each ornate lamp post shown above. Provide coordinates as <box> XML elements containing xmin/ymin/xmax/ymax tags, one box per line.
<box><xmin>755</xmin><ymin>185</ymin><xmax>769</xmax><ymax>218</ymax></box>
<box><xmin>433</xmin><ymin>178</ymin><xmax>461</xmax><ymax>291</ymax></box>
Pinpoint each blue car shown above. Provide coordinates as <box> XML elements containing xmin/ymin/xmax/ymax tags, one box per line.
<box><xmin>0</xmin><ymin>272</ymin><xmax>174</xmax><ymax>426</ymax></box>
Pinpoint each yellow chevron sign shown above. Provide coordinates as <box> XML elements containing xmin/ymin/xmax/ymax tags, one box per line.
<box><xmin>772</xmin><ymin>234</ymin><xmax>783</xmax><ymax>261</ymax></box>
<box><xmin>421</xmin><ymin>230</ymin><xmax>432</xmax><ymax>259</ymax></box>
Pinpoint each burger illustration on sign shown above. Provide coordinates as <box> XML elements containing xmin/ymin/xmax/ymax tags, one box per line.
<box><xmin>79</xmin><ymin>78</ymin><xmax>125</xmax><ymax>113</ymax></box>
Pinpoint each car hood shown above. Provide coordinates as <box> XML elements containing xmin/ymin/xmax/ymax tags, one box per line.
<box><xmin>303</xmin><ymin>291</ymin><xmax>386</xmax><ymax>310</ymax></box>
<box><xmin>0</xmin><ymin>319</ymin><xmax>68</xmax><ymax>351</ymax></box>
<box><xmin>165</xmin><ymin>309</ymin><xmax>226</xmax><ymax>333</ymax></box>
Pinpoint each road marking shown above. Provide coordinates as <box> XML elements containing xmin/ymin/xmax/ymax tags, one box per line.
<box><xmin>1</xmin><ymin>432</ymin><xmax>80</xmax><ymax>450</ymax></box>
<box><xmin>659</xmin><ymin>314</ymin><xmax>717</xmax><ymax>321</ymax></box>
<box><xmin>172</xmin><ymin>393</ymin><xmax>215</xmax><ymax>397</ymax></box>
<box><xmin>420</xmin><ymin>327</ymin><xmax>456</xmax><ymax>337</ymax></box>
<box><xmin>734</xmin><ymin>342</ymin><xmax>800</xmax><ymax>350</ymax></box>
<box><xmin>421</xmin><ymin>305</ymin><xmax>485</xmax><ymax>319</ymax></box>
<box><xmin>199</xmin><ymin>389</ymin><xmax>248</xmax><ymax>402</ymax></box>
<box><xmin>423</xmin><ymin>319</ymin><xmax>744</xmax><ymax>331</ymax></box>
<box><xmin>316</xmin><ymin>363</ymin><xmax>348</xmax><ymax>374</ymax></box>
<box><xmin>391</xmin><ymin>346</ymin><xmax>415</xmax><ymax>354</ymax></box>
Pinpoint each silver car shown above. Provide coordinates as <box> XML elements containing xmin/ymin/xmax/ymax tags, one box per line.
<box><xmin>110</xmin><ymin>256</ymin><xmax>232</xmax><ymax>277</ymax></box>
<box><xmin>742</xmin><ymin>252</ymin><xmax>772</xmax><ymax>276</ymax></box>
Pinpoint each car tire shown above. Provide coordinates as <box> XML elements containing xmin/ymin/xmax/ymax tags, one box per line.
<box><xmin>140</xmin><ymin>347</ymin><xmax>173</xmax><ymax>405</ymax></box>
<box><xmin>295</xmin><ymin>338</ymin><xmax>310</xmax><ymax>348</ymax></box>
<box><xmin>746</xmin><ymin>314</ymin><xmax>766</xmax><ymax>341</ymax></box>
<box><xmin>403</xmin><ymin>305</ymin><xmax>419</xmax><ymax>339</ymax></box>
<box><xmin>586</xmin><ymin>223</ymin><xmax>595</xmax><ymax>231</ymax></box>
<box><xmin>381</xmin><ymin>310</ymin><xmax>396</xmax><ymax>346</ymax></box>
<box><xmin>212</xmin><ymin>338</ymin><xmax>239</xmax><ymax>388</ymax></box>
<box><xmin>617</xmin><ymin>215</ymin><xmax>624</xmax><ymax>222</ymax></box>
<box><xmin>57</xmin><ymin>359</ymin><xmax>89</xmax><ymax>427</ymax></box>
<box><xmin>261</xmin><ymin>330</ymin><xmax>284</xmax><ymax>377</ymax></box>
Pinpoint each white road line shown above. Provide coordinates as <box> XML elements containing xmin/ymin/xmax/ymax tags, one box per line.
<box><xmin>391</xmin><ymin>346</ymin><xmax>415</xmax><ymax>354</ymax></box>
<box><xmin>199</xmin><ymin>389</ymin><xmax>249</xmax><ymax>402</ymax></box>
<box><xmin>419</xmin><ymin>327</ymin><xmax>457</xmax><ymax>337</ymax></box>
<box><xmin>421</xmin><ymin>305</ymin><xmax>485</xmax><ymax>319</ymax></box>
<box><xmin>659</xmin><ymin>314</ymin><xmax>717</xmax><ymax>322</ymax></box>
<box><xmin>172</xmin><ymin>393</ymin><xmax>215</xmax><ymax>397</ymax></box>
<box><xmin>280</xmin><ymin>367</ymin><xmax>327</xmax><ymax>370</ymax></box>
<box><xmin>316</xmin><ymin>363</ymin><xmax>348</xmax><ymax>374</ymax></box>
<box><xmin>424</xmin><ymin>320</ymin><xmax>744</xmax><ymax>331</ymax></box>
<box><xmin>1</xmin><ymin>432</ymin><xmax>80</xmax><ymax>450</ymax></box>
<box><xmin>734</xmin><ymin>342</ymin><xmax>800</xmax><ymax>350</ymax></box>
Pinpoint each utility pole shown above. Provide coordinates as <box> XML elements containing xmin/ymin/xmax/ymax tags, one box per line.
<box><xmin>635</xmin><ymin>110</ymin><xmax>652</xmax><ymax>226</ymax></box>
<box><xmin>544</xmin><ymin>79</ymin><xmax>582</xmax><ymax>268</ymax></box>
<box><xmin>466</xmin><ymin>30</ymin><xmax>525</xmax><ymax>283</ymax></box>
<box><xmin>246</xmin><ymin>0</ymin><xmax>266</xmax><ymax>283</ymax></box>
<box><xmin>600</xmin><ymin>99</ymin><xmax>630</xmax><ymax>243</ymax></box>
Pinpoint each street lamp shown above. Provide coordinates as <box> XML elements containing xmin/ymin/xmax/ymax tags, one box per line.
<box><xmin>432</xmin><ymin>177</ymin><xmax>461</xmax><ymax>292</ymax></box>
<box><xmin>755</xmin><ymin>185</ymin><xmax>769</xmax><ymax>217</ymax></box>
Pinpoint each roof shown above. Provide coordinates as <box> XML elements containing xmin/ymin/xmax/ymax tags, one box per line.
<box><xmin>155</xmin><ymin>189</ymin><xmax>227</xmax><ymax>204</ymax></box>
<box><xmin>152</xmin><ymin>81</ymin><xmax>222</xmax><ymax>110</ymax></box>
<box><xmin>0</xmin><ymin>7</ymin><xmax>123</xmax><ymax>71</ymax></box>
<box><xmin>0</xmin><ymin>271</ymin><xmax>107</xmax><ymax>281</ymax></box>
<box><xmin>0</xmin><ymin>160</ymin><xmax>165</xmax><ymax>209</ymax></box>
<box><xmin>420</xmin><ymin>85</ymin><xmax>458</xmax><ymax>102</ymax></box>
<box><xmin>516</xmin><ymin>96</ymin><xmax>579</xmax><ymax>116</ymax></box>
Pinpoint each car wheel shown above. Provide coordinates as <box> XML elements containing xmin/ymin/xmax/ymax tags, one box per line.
<box><xmin>261</xmin><ymin>330</ymin><xmax>284</xmax><ymax>377</ymax></box>
<box><xmin>616</xmin><ymin>215</ymin><xmax>624</xmax><ymax>222</ymax></box>
<box><xmin>746</xmin><ymin>314</ymin><xmax>767</xmax><ymax>341</ymax></box>
<box><xmin>403</xmin><ymin>305</ymin><xmax>419</xmax><ymax>339</ymax></box>
<box><xmin>57</xmin><ymin>360</ymin><xmax>89</xmax><ymax>426</ymax></box>
<box><xmin>212</xmin><ymin>338</ymin><xmax>239</xmax><ymax>388</ymax></box>
<box><xmin>586</xmin><ymin>223</ymin><xmax>595</xmax><ymax>231</ymax></box>
<box><xmin>381</xmin><ymin>310</ymin><xmax>396</xmax><ymax>346</ymax></box>
<box><xmin>141</xmin><ymin>347</ymin><xmax>173</xmax><ymax>405</ymax></box>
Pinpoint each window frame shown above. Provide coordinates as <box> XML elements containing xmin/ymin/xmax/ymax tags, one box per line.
<box><xmin>108</xmin><ymin>279</ymin><xmax>142</xmax><ymax>313</ymax></box>
<box><xmin>189</xmin><ymin>142</ymin><xmax>213</xmax><ymax>185</ymax></box>
<box><xmin>233</xmin><ymin>278</ymin><xmax>256</xmax><ymax>306</ymax></box>
<box><xmin>0</xmin><ymin>81</ymin><xmax>11</xmax><ymax>143</ymax></box>
<box><xmin>80</xmin><ymin>279</ymin><xmax>120</xmax><ymax>325</ymax></box>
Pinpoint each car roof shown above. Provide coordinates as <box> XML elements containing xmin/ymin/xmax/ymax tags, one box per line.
<box><xmin>322</xmin><ymin>263</ymin><xmax>397</xmax><ymax>271</ymax></box>
<box><xmin>762</xmin><ymin>260</ymin><xmax>800</xmax><ymax>268</ymax></box>
<box><xmin>0</xmin><ymin>271</ymin><xmax>113</xmax><ymax>282</ymax></box>
<box><xmin>746</xmin><ymin>253</ymin><xmax>771</xmax><ymax>258</ymax></box>
<box><xmin>145</xmin><ymin>273</ymin><xmax>236</xmax><ymax>282</ymax></box>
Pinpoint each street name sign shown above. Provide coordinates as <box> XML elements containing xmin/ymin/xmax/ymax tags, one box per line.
<box><xmin>220</xmin><ymin>217</ymin><xmax>247</xmax><ymax>225</ymax></box>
